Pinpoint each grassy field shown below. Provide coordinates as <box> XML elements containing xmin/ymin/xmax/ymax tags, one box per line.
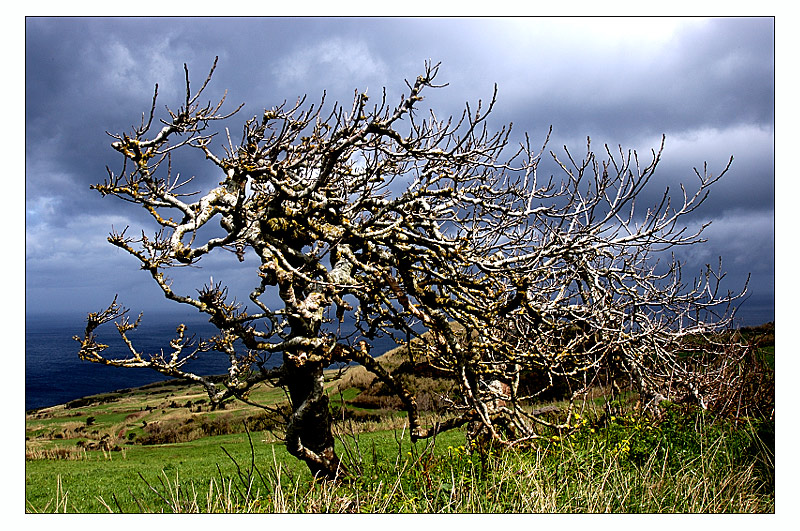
<box><xmin>25</xmin><ymin>411</ymin><xmax>774</xmax><ymax>513</ymax></box>
<box><xmin>26</xmin><ymin>392</ymin><xmax>774</xmax><ymax>512</ymax></box>
<box><xmin>26</xmin><ymin>334</ymin><xmax>775</xmax><ymax>513</ymax></box>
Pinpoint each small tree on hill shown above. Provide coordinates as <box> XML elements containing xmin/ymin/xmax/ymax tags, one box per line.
<box><xmin>76</xmin><ymin>59</ymin><xmax>746</xmax><ymax>479</ymax></box>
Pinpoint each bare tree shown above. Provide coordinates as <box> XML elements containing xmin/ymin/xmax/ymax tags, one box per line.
<box><xmin>76</xmin><ymin>58</ymin><xmax>746</xmax><ymax>479</ymax></box>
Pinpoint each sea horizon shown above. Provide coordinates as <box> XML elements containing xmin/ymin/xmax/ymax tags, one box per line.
<box><xmin>25</xmin><ymin>300</ymin><xmax>774</xmax><ymax>412</ymax></box>
<box><xmin>24</xmin><ymin>311</ymin><xmax>401</xmax><ymax>411</ymax></box>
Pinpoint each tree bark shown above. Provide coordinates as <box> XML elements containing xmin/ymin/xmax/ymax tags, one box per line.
<box><xmin>283</xmin><ymin>358</ymin><xmax>346</xmax><ymax>480</ymax></box>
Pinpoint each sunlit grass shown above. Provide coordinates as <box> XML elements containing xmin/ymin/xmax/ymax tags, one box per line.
<box><xmin>26</xmin><ymin>406</ymin><xmax>774</xmax><ymax>513</ymax></box>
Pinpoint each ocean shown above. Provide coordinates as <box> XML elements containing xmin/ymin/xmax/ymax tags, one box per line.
<box><xmin>26</xmin><ymin>304</ymin><xmax>773</xmax><ymax>412</ymax></box>
<box><xmin>25</xmin><ymin>313</ymin><xmax>399</xmax><ymax>411</ymax></box>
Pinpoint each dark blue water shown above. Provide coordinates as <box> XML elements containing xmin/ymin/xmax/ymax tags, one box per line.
<box><xmin>28</xmin><ymin>306</ymin><xmax>772</xmax><ymax>412</ymax></box>
<box><xmin>25</xmin><ymin>313</ymin><xmax>401</xmax><ymax>411</ymax></box>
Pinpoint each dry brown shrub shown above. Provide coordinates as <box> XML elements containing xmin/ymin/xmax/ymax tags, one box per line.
<box><xmin>330</xmin><ymin>366</ymin><xmax>377</xmax><ymax>394</ymax></box>
<box><xmin>25</xmin><ymin>443</ymin><xmax>88</xmax><ymax>461</ymax></box>
<box><xmin>672</xmin><ymin>326</ymin><xmax>774</xmax><ymax>421</ymax></box>
<box><xmin>699</xmin><ymin>343</ymin><xmax>774</xmax><ymax>420</ymax></box>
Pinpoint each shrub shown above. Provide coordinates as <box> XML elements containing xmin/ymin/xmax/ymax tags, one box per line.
<box><xmin>137</xmin><ymin>413</ymin><xmax>267</xmax><ymax>445</ymax></box>
<box><xmin>138</xmin><ymin>420</ymin><xmax>199</xmax><ymax>445</ymax></box>
<box><xmin>245</xmin><ymin>406</ymin><xmax>291</xmax><ymax>433</ymax></box>
<box><xmin>329</xmin><ymin>405</ymin><xmax>387</xmax><ymax>424</ymax></box>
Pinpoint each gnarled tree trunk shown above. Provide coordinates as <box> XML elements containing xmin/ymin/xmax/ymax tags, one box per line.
<box><xmin>283</xmin><ymin>359</ymin><xmax>345</xmax><ymax>480</ymax></box>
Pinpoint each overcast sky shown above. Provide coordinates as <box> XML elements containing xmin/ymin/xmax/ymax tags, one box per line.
<box><xmin>24</xmin><ymin>16</ymin><xmax>775</xmax><ymax>326</ymax></box>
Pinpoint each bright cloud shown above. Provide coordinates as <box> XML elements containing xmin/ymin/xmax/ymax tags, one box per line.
<box><xmin>272</xmin><ymin>37</ymin><xmax>389</xmax><ymax>91</ymax></box>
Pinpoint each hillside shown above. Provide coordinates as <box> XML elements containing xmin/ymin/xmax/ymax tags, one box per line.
<box><xmin>25</xmin><ymin>327</ymin><xmax>775</xmax><ymax>513</ymax></box>
<box><xmin>25</xmin><ymin>341</ymin><xmax>422</xmax><ymax>456</ymax></box>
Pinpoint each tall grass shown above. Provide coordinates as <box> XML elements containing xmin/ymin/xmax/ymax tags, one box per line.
<box><xmin>26</xmin><ymin>406</ymin><xmax>774</xmax><ymax>513</ymax></box>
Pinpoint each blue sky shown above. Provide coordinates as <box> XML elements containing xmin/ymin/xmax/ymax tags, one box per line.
<box><xmin>23</xmin><ymin>16</ymin><xmax>775</xmax><ymax>326</ymax></box>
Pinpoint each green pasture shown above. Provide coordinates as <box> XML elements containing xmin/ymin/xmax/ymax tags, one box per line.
<box><xmin>26</xmin><ymin>405</ymin><xmax>774</xmax><ymax>513</ymax></box>
<box><xmin>26</xmin><ymin>327</ymin><xmax>775</xmax><ymax>513</ymax></box>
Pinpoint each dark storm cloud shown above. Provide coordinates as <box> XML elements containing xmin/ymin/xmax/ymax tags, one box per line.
<box><xmin>25</xmin><ymin>16</ymin><xmax>774</xmax><ymax>324</ymax></box>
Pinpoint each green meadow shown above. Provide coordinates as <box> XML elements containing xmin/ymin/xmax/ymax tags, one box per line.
<box><xmin>26</xmin><ymin>330</ymin><xmax>775</xmax><ymax>513</ymax></box>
